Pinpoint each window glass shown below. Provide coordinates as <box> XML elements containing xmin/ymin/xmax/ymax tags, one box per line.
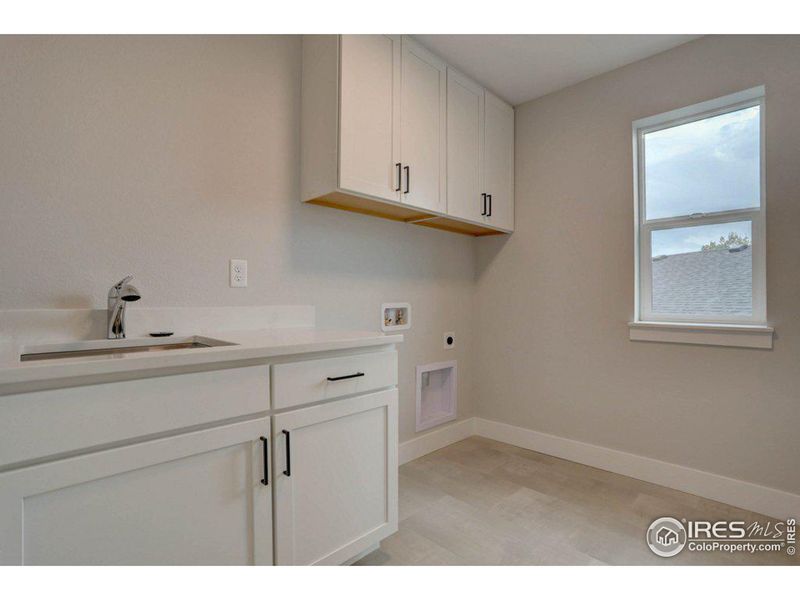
<box><xmin>644</xmin><ymin>106</ymin><xmax>760</xmax><ymax>220</ymax></box>
<box><xmin>651</xmin><ymin>221</ymin><xmax>752</xmax><ymax>316</ymax></box>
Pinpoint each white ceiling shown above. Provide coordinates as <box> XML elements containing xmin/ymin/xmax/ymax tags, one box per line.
<box><xmin>414</xmin><ymin>35</ymin><xmax>701</xmax><ymax>106</ymax></box>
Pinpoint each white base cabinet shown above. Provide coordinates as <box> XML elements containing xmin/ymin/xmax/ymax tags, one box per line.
<box><xmin>0</xmin><ymin>417</ymin><xmax>272</xmax><ymax>565</ymax></box>
<box><xmin>0</xmin><ymin>345</ymin><xmax>400</xmax><ymax>566</ymax></box>
<box><xmin>273</xmin><ymin>389</ymin><xmax>398</xmax><ymax>565</ymax></box>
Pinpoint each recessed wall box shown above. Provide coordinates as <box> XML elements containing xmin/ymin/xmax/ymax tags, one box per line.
<box><xmin>416</xmin><ymin>360</ymin><xmax>457</xmax><ymax>432</ymax></box>
<box><xmin>381</xmin><ymin>303</ymin><xmax>411</xmax><ymax>332</ymax></box>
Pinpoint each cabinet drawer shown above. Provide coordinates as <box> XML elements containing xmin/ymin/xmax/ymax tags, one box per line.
<box><xmin>271</xmin><ymin>350</ymin><xmax>397</xmax><ymax>410</ymax></box>
<box><xmin>0</xmin><ymin>365</ymin><xmax>269</xmax><ymax>469</ymax></box>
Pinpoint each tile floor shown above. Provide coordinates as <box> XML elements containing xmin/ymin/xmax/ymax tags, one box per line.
<box><xmin>356</xmin><ymin>436</ymin><xmax>797</xmax><ymax>566</ymax></box>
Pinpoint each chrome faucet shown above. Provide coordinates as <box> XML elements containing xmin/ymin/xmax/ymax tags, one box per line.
<box><xmin>107</xmin><ymin>275</ymin><xmax>141</xmax><ymax>339</ymax></box>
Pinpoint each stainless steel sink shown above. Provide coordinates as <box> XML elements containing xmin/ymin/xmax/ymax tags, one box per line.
<box><xmin>20</xmin><ymin>336</ymin><xmax>236</xmax><ymax>362</ymax></box>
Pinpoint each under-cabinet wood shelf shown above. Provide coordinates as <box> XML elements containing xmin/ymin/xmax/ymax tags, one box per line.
<box><xmin>306</xmin><ymin>192</ymin><xmax>508</xmax><ymax>237</ymax></box>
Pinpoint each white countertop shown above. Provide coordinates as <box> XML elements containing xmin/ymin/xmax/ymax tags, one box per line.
<box><xmin>0</xmin><ymin>328</ymin><xmax>403</xmax><ymax>393</ymax></box>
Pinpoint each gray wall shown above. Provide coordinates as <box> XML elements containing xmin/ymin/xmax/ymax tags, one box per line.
<box><xmin>0</xmin><ymin>36</ymin><xmax>477</xmax><ymax>442</ymax></box>
<box><xmin>2</xmin><ymin>34</ymin><xmax>798</xmax><ymax>494</ymax></box>
<box><xmin>476</xmin><ymin>35</ymin><xmax>800</xmax><ymax>494</ymax></box>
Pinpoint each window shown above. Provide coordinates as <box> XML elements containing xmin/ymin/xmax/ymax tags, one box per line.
<box><xmin>631</xmin><ymin>87</ymin><xmax>771</xmax><ymax>348</ymax></box>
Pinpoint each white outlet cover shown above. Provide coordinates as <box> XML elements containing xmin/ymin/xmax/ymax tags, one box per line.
<box><xmin>230</xmin><ymin>259</ymin><xmax>247</xmax><ymax>288</ymax></box>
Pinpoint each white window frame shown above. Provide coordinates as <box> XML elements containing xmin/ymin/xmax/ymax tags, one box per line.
<box><xmin>630</xmin><ymin>86</ymin><xmax>772</xmax><ymax>348</ymax></box>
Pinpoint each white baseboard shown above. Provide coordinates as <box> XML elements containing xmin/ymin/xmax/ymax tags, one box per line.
<box><xmin>399</xmin><ymin>418</ymin><xmax>476</xmax><ymax>465</ymax></box>
<box><xmin>474</xmin><ymin>417</ymin><xmax>800</xmax><ymax>520</ymax></box>
<box><xmin>398</xmin><ymin>416</ymin><xmax>800</xmax><ymax>519</ymax></box>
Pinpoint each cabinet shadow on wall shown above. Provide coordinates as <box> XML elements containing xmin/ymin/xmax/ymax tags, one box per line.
<box><xmin>475</xmin><ymin>232</ymin><xmax>510</xmax><ymax>278</ymax></box>
<box><xmin>285</xmin><ymin>199</ymin><xmax>480</xmax><ymax>284</ymax></box>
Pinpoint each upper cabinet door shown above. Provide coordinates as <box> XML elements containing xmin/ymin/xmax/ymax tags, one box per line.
<box><xmin>400</xmin><ymin>37</ymin><xmax>446</xmax><ymax>213</ymax></box>
<box><xmin>483</xmin><ymin>91</ymin><xmax>515</xmax><ymax>231</ymax></box>
<box><xmin>446</xmin><ymin>68</ymin><xmax>485</xmax><ymax>223</ymax></box>
<box><xmin>339</xmin><ymin>35</ymin><xmax>401</xmax><ymax>202</ymax></box>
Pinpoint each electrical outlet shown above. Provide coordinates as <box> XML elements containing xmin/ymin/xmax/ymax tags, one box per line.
<box><xmin>444</xmin><ymin>332</ymin><xmax>455</xmax><ymax>349</ymax></box>
<box><xmin>230</xmin><ymin>259</ymin><xmax>247</xmax><ymax>288</ymax></box>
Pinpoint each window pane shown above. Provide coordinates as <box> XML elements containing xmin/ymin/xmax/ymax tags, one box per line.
<box><xmin>651</xmin><ymin>221</ymin><xmax>752</xmax><ymax>316</ymax></box>
<box><xmin>644</xmin><ymin>106</ymin><xmax>760</xmax><ymax>220</ymax></box>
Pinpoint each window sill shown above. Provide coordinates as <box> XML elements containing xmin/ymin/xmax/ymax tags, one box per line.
<box><xmin>628</xmin><ymin>321</ymin><xmax>773</xmax><ymax>349</ymax></box>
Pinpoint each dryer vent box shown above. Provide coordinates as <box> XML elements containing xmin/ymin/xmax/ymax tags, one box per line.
<box><xmin>416</xmin><ymin>360</ymin><xmax>457</xmax><ymax>432</ymax></box>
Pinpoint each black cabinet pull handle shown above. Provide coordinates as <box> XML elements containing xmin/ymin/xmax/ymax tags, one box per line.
<box><xmin>481</xmin><ymin>193</ymin><xmax>487</xmax><ymax>216</ymax></box>
<box><xmin>395</xmin><ymin>163</ymin><xmax>401</xmax><ymax>192</ymax></box>
<box><xmin>282</xmin><ymin>429</ymin><xmax>291</xmax><ymax>477</ymax></box>
<box><xmin>259</xmin><ymin>436</ymin><xmax>269</xmax><ymax>486</ymax></box>
<box><xmin>327</xmin><ymin>371</ymin><xmax>365</xmax><ymax>382</ymax></box>
<box><xmin>487</xmin><ymin>194</ymin><xmax>492</xmax><ymax>217</ymax></box>
<box><xmin>404</xmin><ymin>165</ymin><xmax>410</xmax><ymax>194</ymax></box>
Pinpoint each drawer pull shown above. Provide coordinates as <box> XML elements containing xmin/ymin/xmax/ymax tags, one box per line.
<box><xmin>282</xmin><ymin>429</ymin><xmax>291</xmax><ymax>477</ymax></box>
<box><xmin>259</xmin><ymin>436</ymin><xmax>269</xmax><ymax>486</ymax></box>
<box><xmin>326</xmin><ymin>372</ymin><xmax>365</xmax><ymax>382</ymax></box>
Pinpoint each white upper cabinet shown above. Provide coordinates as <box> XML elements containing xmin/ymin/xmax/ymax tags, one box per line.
<box><xmin>446</xmin><ymin>68</ymin><xmax>485</xmax><ymax>223</ymax></box>
<box><xmin>446</xmin><ymin>73</ymin><xmax>514</xmax><ymax>231</ymax></box>
<box><xmin>300</xmin><ymin>35</ymin><xmax>513</xmax><ymax>236</ymax></box>
<box><xmin>483</xmin><ymin>91</ymin><xmax>515</xmax><ymax>231</ymax></box>
<box><xmin>339</xmin><ymin>35</ymin><xmax>401</xmax><ymax>202</ymax></box>
<box><xmin>400</xmin><ymin>37</ymin><xmax>446</xmax><ymax>213</ymax></box>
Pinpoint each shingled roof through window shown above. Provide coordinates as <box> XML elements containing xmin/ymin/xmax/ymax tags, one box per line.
<box><xmin>651</xmin><ymin>245</ymin><xmax>752</xmax><ymax>315</ymax></box>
